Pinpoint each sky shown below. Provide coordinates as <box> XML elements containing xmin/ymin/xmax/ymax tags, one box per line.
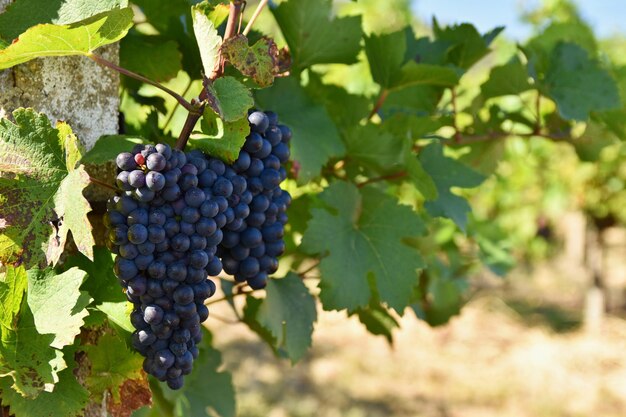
<box><xmin>412</xmin><ymin>0</ymin><xmax>626</xmax><ymax>40</ymax></box>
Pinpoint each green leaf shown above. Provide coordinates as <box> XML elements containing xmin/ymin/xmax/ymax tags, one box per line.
<box><xmin>0</xmin><ymin>0</ymin><xmax>128</xmax><ymax>42</ymax></box>
<box><xmin>573</xmin><ymin>122</ymin><xmax>619</xmax><ymax>162</ymax></box>
<box><xmin>542</xmin><ymin>43</ymin><xmax>621</xmax><ymax>121</ymax></box>
<box><xmin>301</xmin><ymin>182</ymin><xmax>425</xmax><ymax>312</ymax></box>
<box><xmin>355</xmin><ymin>304</ymin><xmax>399</xmax><ymax>343</ymax></box>
<box><xmin>83</xmin><ymin>332</ymin><xmax>144</xmax><ymax>402</ymax></box>
<box><xmin>392</xmin><ymin>62</ymin><xmax>460</xmax><ymax>90</ymax></box>
<box><xmin>0</xmin><ymin>266</ymin><xmax>58</xmax><ymax>398</ymax></box>
<box><xmin>221</xmin><ymin>35</ymin><xmax>279</xmax><ymax>88</ymax></box>
<box><xmin>242</xmin><ymin>296</ymin><xmax>280</xmax><ymax>355</ymax></box>
<box><xmin>204</xmin><ymin>76</ymin><xmax>254</xmax><ymax>122</ymax></box>
<box><xmin>97</xmin><ymin>302</ymin><xmax>134</xmax><ymax>333</ymax></box>
<box><xmin>81</xmin><ymin>135</ymin><xmax>148</xmax><ymax>165</ymax></box>
<box><xmin>255</xmin><ymin>77</ymin><xmax>345</xmax><ymax>183</ymax></box>
<box><xmin>27</xmin><ymin>268</ymin><xmax>90</xmax><ymax>349</ymax></box>
<box><xmin>0</xmin><ymin>353</ymin><xmax>88</xmax><ymax>417</ymax></box>
<box><xmin>419</xmin><ymin>143</ymin><xmax>485</xmax><ymax>231</ymax></box>
<box><xmin>258</xmin><ymin>274</ymin><xmax>317</xmax><ymax>363</ymax></box>
<box><xmin>364</xmin><ymin>29</ymin><xmax>407</xmax><ymax>88</ymax></box>
<box><xmin>432</xmin><ymin>19</ymin><xmax>494</xmax><ymax>69</ymax></box>
<box><xmin>272</xmin><ymin>0</ymin><xmax>362</xmax><ymax>68</ymax></box>
<box><xmin>0</xmin><ymin>109</ymin><xmax>95</xmax><ymax>269</ymax></box>
<box><xmin>0</xmin><ymin>8</ymin><xmax>134</xmax><ymax>69</ymax></box>
<box><xmin>192</xmin><ymin>2</ymin><xmax>223</xmax><ymax>79</ymax></box>
<box><xmin>415</xmin><ymin>261</ymin><xmax>467</xmax><ymax>326</ymax></box>
<box><xmin>171</xmin><ymin>334</ymin><xmax>236</xmax><ymax>417</ymax></box>
<box><xmin>343</xmin><ymin>124</ymin><xmax>406</xmax><ymax>172</ymax></box>
<box><xmin>481</xmin><ymin>57</ymin><xmax>532</xmax><ymax>99</ymax></box>
<box><xmin>120</xmin><ymin>33</ymin><xmax>182</xmax><ymax>82</ymax></box>
<box><xmin>191</xmin><ymin>114</ymin><xmax>249</xmax><ymax>164</ymax></box>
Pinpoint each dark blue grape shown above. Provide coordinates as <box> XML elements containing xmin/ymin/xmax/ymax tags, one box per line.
<box><xmin>147</xmin><ymin>153</ymin><xmax>167</xmax><ymax>171</ymax></box>
<box><xmin>265</xmin><ymin>241</ymin><xmax>285</xmax><ymax>257</ymax></box>
<box><xmin>189</xmin><ymin>250</ymin><xmax>209</xmax><ymax>269</ymax></box>
<box><xmin>131</xmin><ymin>309</ymin><xmax>148</xmax><ymax>330</ymax></box>
<box><xmin>222</xmin><ymin>257</ymin><xmax>239</xmax><ymax>275</ymax></box>
<box><xmin>198</xmin><ymin>169</ymin><xmax>217</xmax><ymax>187</ymax></box>
<box><xmin>206</xmin><ymin>258</ymin><xmax>222</xmax><ymax>276</ymax></box>
<box><xmin>221</xmin><ymin>231</ymin><xmax>239</xmax><ymax>248</ymax></box>
<box><xmin>164</xmin><ymin>169</ymin><xmax>180</xmax><ymax>187</ymax></box>
<box><xmin>262</xmin><ymin>224</ymin><xmax>284</xmax><ymax>242</ymax></box>
<box><xmin>186</xmin><ymin>267</ymin><xmax>205</xmax><ymax>284</ymax></box>
<box><xmin>200</xmin><ymin>200</ymin><xmax>219</xmax><ymax>218</ymax></box>
<box><xmin>173</xmin><ymin>285</ymin><xmax>194</xmax><ymax>305</ymax></box>
<box><xmin>233</xmin><ymin>151</ymin><xmax>251</xmax><ymax>172</ymax></box>
<box><xmin>128</xmin><ymin>224</ymin><xmax>148</xmax><ymax>244</ymax></box>
<box><xmin>215</xmin><ymin>196</ymin><xmax>229</xmax><ymax>212</ymax></box>
<box><xmin>206</xmin><ymin>229</ymin><xmax>223</xmax><ymax>246</ymax></box>
<box><xmin>261</xmin><ymin>169</ymin><xmax>281</xmax><ymax>190</ymax></box>
<box><xmin>197</xmin><ymin>304</ymin><xmax>209</xmax><ymax>322</ymax></box>
<box><xmin>248</xmin><ymin>272</ymin><xmax>268</xmax><ymax>289</ymax></box>
<box><xmin>195</xmin><ymin>218</ymin><xmax>217</xmax><ymax>237</ymax></box>
<box><xmin>239</xmin><ymin>257</ymin><xmax>260</xmax><ymax>278</ymax></box>
<box><xmin>136</xmin><ymin>187</ymin><xmax>156</xmax><ymax>202</ymax></box>
<box><xmin>137</xmin><ymin>241</ymin><xmax>155</xmax><ymax>255</ymax></box>
<box><xmin>119</xmin><ymin>243</ymin><xmax>139</xmax><ymax>259</ymax></box>
<box><xmin>115</xmin><ymin>257</ymin><xmax>138</xmax><ymax>280</ymax></box>
<box><xmin>148</xmin><ymin>261</ymin><xmax>166</xmax><ymax>279</ymax></box>
<box><xmin>246</xmin><ymin>212</ymin><xmax>266</xmax><ymax>228</ymax></box>
<box><xmin>279</xmin><ymin>124</ymin><xmax>292</xmax><ymax>143</ymax></box>
<box><xmin>265</xmin><ymin>111</ymin><xmax>278</xmax><ymax>126</ymax></box>
<box><xmin>244</xmin><ymin>132</ymin><xmax>264</xmax><ymax>153</ymax></box>
<box><xmin>214</xmin><ymin>213</ymin><xmax>227</xmax><ymax>229</ymax></box>
<box><xmin>162</xmin><ymin>184</ymin><xmax>181</xmax><ymax>201</ymax></box>
<box><xmin>249</xmin><ymin>243</ymin><xmax>265</xmax><ymax>258</ymax></box>
<box><xmin>137</xmin><ymin>329</ymin><xmax>157</xmax><ymax>346</ymax></box>
<box><xmin>156</xmin><ymin>143</ymin><xmax>172</xmax><ymax>159</ymax></box>
<box><xmin>128</xmin><ymin>276</ymin><xmax>147</xmax><ymax>295</ymax></box>
<box><xmin>174</xmin><ymin>302</ymin><xmax>197</xmax><ymax>318</ymax></box>
<box><xmin>190</xmin><ymin>234</ymin><xmax>207</xmax><ymax>250</ymax></box>
<box><xmin>169</xmin><ymin>342</ymin><xmax>187</xmax><ymax>357</ymax></box>
<box><xmin>156</xmin><ymin>349</ymin><xmax>175</xmax><ymax>369</ymax></box>
<box><xmin>263</xmin><ymin>155</ymin><xmax>281</xmax><ymax>170</ymax></box>
<box><xmin>116</xmin><ymin>196</ymin><xmax>138</xmax><ymax>215</ymax></box>
<box><xmin>146</xmin><ymin>171</ymin><xmax>166</xmax><ymax>191</ymax></box>
<box><xmin>231</xmin><ymin>245</ymin><xmax>250</xmax><ymax>261</ymax></box>
<box><xmin>129</xmin><ymin>170</ymin><xmax>146</xmax><ymax>188</ymax></box>
<box><xmin>272</xmin><ymin>142</ymin><xmax>290</xmax><ymax>163</ymax></box>
<box><xmin>109</xmin><ymin>224</ymin><xmax>129</xmax><ymax>244</ymax></box>
<box><xmin>162</xmin><ymin>279</ymin><xmax>179</xmax><ymax>295</ymax></box>
<box><xmin>154</xmin><ymin>297</ymin><xmax>173</xmax><ymax>311</ymax></box>
<box><xmin>247</xmin><ymin>177</ymin><xmax>263</xmax><ymax>194</ymax></box>
<box><xmin>148</xmin><ymin>225</ymin><xmax>166</xmax><ymax>243</ymax></box>
<box><xmin>135</xmin><ymin>254</ymin><xmax>154</xmax><ymax>270</ymax></box>
<box><xmin>241</xmin><ymin>227</ymin><xmax>263</xmax><ymax>248</ymax></box>
<box><xmin>185</xmin><ymin>187</ymin><xmax>206</xmax><ymax>207</ymax></box>
<box><xmin>249</xmin><ymin>111</ymin><xmax>269</xmax><ymax>133</ymax></box>
<box><xmin>208</xmin><ymin>159</ymin><xmax>226</xmax><ymax>176</ymax></box>
<box><xmin>212</xmin><ymin>178</ymin><xmax>233</xmax><ymax>197</ymax></box>
<box><xmin>180</xmin><ymin>221</ymin><xmax>195</xmax><ymax>236</ymax></box>
<box><xmin>167</xmin><ymin>261</ymin><xmax>188</xmax><ymax>282</ymax></box>
<box><xmin>167</xmin><ymin>376</ymin><xmax>184</xmax><ymax>390</ymax></box>
<box><xmin>116</xmin><ymin>171</ymin><xmax>133</xmax><ymax>191</ymax></box>
<box><xmin>265</xmin><ymin>125</ymin><xmax>282</xmax><ymax>146</ymax></box>
<box><xmin>116</xmin><ymin>152</ymin><xmax>136</xmax><ymax>170</ymax></box>
<box><xmin>251</xmin><ymin>195</ymin><xmax>270</xmax><ymax>212</ymax></box>
<box><xmin>171</xmin><ymin>234</ymin><xmax>191</xmax><ymax>252</ymax></box>
<box><xmin>254</xmin><ymin>139</ymin><xmax>272</xmax><ymax>159</ymax></box>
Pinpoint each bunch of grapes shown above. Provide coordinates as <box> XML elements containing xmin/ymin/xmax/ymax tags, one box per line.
<box><xmin>103</xmin><ymin>110</ymin><xmax>292</xmax><ymax>389</ymax></box>
<box><xmin>104</xmin><ymin>143</ymin><xmax>231</xmax><ymax>389</ymax></box>
<box><xmin>218</xmin><ymin>111</ymin><xmax>291</xmax><ymax>290</ymax></box>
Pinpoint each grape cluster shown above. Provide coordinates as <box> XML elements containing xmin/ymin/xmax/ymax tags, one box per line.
<box><xmin>103</xmin><ymin>110</ymin><xmax>292</xmax><ymax>389</ymax></box>
<box><xmin>104</xmin><ymin>143</ymin><xmax>229</xmax><ymax>389</ymax></box>
<box><xmin>218</xmin><ymin>111</ymin><xmax>291</xmax><ymax>289</ymax></box>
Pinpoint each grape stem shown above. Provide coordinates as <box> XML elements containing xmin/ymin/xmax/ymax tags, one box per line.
<box><xmin>174</xmin><ymin>104</ymin><xmax>206</xmax><ymax>151</ymax></box>
<box><xmin>88</xmin><ymin>53</ymin><xmax>199</xmax><ymax>113</ymax></box>
<box><xmin>88</xmin><ymin>176</ymin><xmax>118</xmax><ymax>192</ymax></box>
<box><xmin>242</xmin><ymin>0</ymin><xmax>269</xmax><ymax>36</ymax></box>
<box><xmin>367</xmin><ymin>89</ymin><xmax>389</xmax><ymax>120</ymax></box>
<box><xmin>209</xmin><ymin>1</ymin><xmax>245</xmax><ymax>81</ymax></box>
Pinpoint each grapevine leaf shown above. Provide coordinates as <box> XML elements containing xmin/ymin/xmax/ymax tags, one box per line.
<box><xmin>221</xmin><ymin>35</ymin><xmax>279</xmax><ymax>88</ymax></box>
<box><xmin>242</xmin><ymin>297</ymin><xmax>280</xmax><ymax>356</ymax></box>
<box><xmin>414</xmin><ymin>261</ymin><xmax>468</xmax><ymax>326</ymax></box>
<box><xmin>81</xmin><ymin>135</ymin><xmax>149</xmax><ymax>166</ymax></box>
<box><xmin>480</xmin><ymin>57</ymin><xmax>532</xmax><ymax>99</ymax></box>
<box><xmin>96</xmin><ymin>302</ymin><xmax>134</xmax><ymax>333</ymax></box>
<box><xmin>192</xmin><ymin>114</ymin><xmax>249</xmax><ymax>164</ymax></box>
<box><xmin>27</xmin><ymin>267</ymin><xmax>91</xmax><ymax>350</ymax></box>
<box><xmin>258</xmin><ymin>273</ymin><xmax>317</xmax><ymax>363</ymax></box>
<box><xmin>363</xmin><ymin>29</ymin><xmax>407</xmax><ymax>88</ymax></box>
<box><xmin>0</xmin><ymin>352</ymin><xmax>88</xmax><ymax>417</ymax></box>
<box><xmin>432</xmin><ymin>19</ymin><xmax>495</xmax><ymax>70</ymax></box>
<box><xmin>0</xmin><ymin>8</ymin><xmax>134</xmax><ymax>69</ymax></box>
<box><xmin>573</xmin><ymin>122</ymin><xmax>619</xmax><ymax>162</ymax></box>
<box><xmin>392</xmin><ymin>62</ymin><xmax>460</xmax><ymax>89</ymax></box>
<box><xmin>301</xmin><ymin>182</ymin><xmax>425</xmax><ymax>312</ymax></box>
<box><xmin>192</xmin><ymin>2</ymin><xmax>223</xmax><ymax>79</ymax></box>
<box><xmin>0</xmin><ymin>0</ymin><xmax>128</xmax><ymax>42</ymax></box>
<box><xmin>0</xmin><ymin>109</ymin><xmax>95</xmax><ymax>269</ymax></box>
<box><xmin>343</xmin><ymin>124</ymin><xmax>406</xmax><ymax>172</ymax></box>
<box><xmin>204</xmin><ymin>76</ymin><xmax>254</xmax><ymax>122</ymax></box>
<box><xmin>419</xmin><ymin>143</ymin><xmax>485</xmax><ymax>231</ymax></box>
<box><xmin>272</xmin><ymin>0</ymin><xmax>362</xmax><ymax>68</ymax></box>
<box><xmin>83</xmin><ymin>332</ymin><xmax>144</xmax><ymax>403</ymax></box>
<box><xmin>171</xmin><ymin>334</ymin><xmax>236</xmax><ymax>417</ymax></box>
<box><xmin>0</xmin><ymin>266</ymin><xmax>58</xmax><ymax>398</ymax></box>
<box><xmin>120</xmin><ymin>33</ymin><xmax>182</xmax><ymax>82</ymax></box>
<box><xmin>255</xmin><ymin>77</ymin><xmax>346</xmax><ymax>183</ymax></box>
<box><xmin>542</xmin><ymin>43</ymin><xmax>621</xmax><ymax>121</ymax></box>
<box><xmin>355</xmin><ymin>304</ymin><xmax>399</xmax><ymax>344</ymax></box>
<box><xmin>63</xmin><ymin>247</ymin><xmax>124</xmax><ymax>304</ymax></box>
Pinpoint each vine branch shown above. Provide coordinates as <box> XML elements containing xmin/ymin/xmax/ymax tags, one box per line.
<box><xmin>88</xmin><ymin>53</ymin><xmax>198</xmax><ymax>113</ymax></box>
<box><xmin>242</xmin><ymin>0</ymin><xmax>268</xmax><ymax>36</ymax></box>
<box><xmin>368</xmin><ymin>89</ymin><xmax>389</xmax><ymax>120</ymax></box>
<box><xmin>89</xmin><ymin>176</ymin><xmax>118</xmax><ymax>192</ymax></box>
